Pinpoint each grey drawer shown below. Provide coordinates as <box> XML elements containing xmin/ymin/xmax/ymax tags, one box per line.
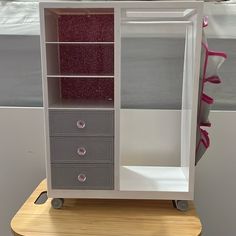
<box><xmin>51</xmin><ymin>164</ymin><xmax>114</xmax><ymax>190</ymax></box>
<box><xmin>50</xmin><ymin>137</ymin><xmax>114</xmax><ymax>163</ymax></box>
<box><xmin>49</xmin><ymin>110</ymin><xmax>114</xmax><ymax>136</ymax></box>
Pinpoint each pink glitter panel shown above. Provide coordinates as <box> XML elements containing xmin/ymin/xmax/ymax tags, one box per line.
<box><xmin>59</xmin><ymin>44</ymin><xmax>114</xmax><ymax>75</ymax></box>
<box><xmin>60</xmin><ymin>78</ymin><xmax>114</xmax><ymax>101</ymax></box>
<box><xmin>58</xmin><ymin>13</ymin><xmax>114</xmax><ymax>42</ymax></box>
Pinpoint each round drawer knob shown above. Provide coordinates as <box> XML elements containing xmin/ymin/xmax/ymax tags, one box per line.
<box><xmin>77</xmin><ymin>147</ymin><xmax>86</xmax><ymax>156</ymax></box>
<box><xmin>78</xmin><ymin>173</ymin><xmax>87</xmax><ymax>183</ymax></box>
<box><xmin>77</xmin><ymin>120</ymin><xmax>86</xmax><ymax>129</ymax></box>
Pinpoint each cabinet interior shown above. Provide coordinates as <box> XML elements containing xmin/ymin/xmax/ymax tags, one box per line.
<box><xmin>42</xmin><ymin>4</ymin><xmax>201</xmax><ymax>195</ymax></box>
<box><xmin>45</xmin><ymin>8</ymin><xmax>114</xmax><ymax>109</ymax></box>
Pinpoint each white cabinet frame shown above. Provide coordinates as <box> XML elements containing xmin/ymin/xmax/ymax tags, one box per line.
<box><xmin>40</xmin><ymin>1</ymin><xmax>203</xmax><ymax>200</ymax></box>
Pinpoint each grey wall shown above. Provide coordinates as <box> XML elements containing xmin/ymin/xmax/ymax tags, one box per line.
<box><xmin>206</xmin><ymin>39</ymin><xmax>236</xmax><ymax>110</ymax></box>
<box><xmin>195</xmin><ymin>111</ymin><xmax>236</xmax><ymax>236</ymax></box>
<box><xmin>0</xmin><ymin>108</ymin><xmax>45</xmax><ymax>236</ymax></box>
<box><xmin>0</xmin><ymin>36</ymin><xmax>42</xmax><ymax>107</ymax></box>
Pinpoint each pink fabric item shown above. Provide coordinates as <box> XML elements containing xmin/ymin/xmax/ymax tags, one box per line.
<box><xmin>200</xmin><ymin>122</ymin><xmax>211</xmax><ymax>127</ymax></box>
<box><xmin>197</xmin><ymin>42</ymin><xmax>227</xmax><ymax>123</ymax></box>
<box><xmin>196</xmin><ymin>128</ymin><xmax>210</xmax><ymax>154</ymax></box>
<box><xmin>205</xmin><ymin>75</ymin><xmax>221</xmax><ymax>84</ymax></box>
<box><xmin>201</xmin><ymin>42</ymin><xmax>227</xmax><ymax>78</ymax></box>
<box><xmin>199</xmin><ymin>93</ymin><xmax>213</xmax><ymax>127</ymax></box>
<box><xmin>202</xmin><ymin>16</ymin><xmax>208</xmax><ymax>28</ymax></box>
<box><xmin>196</xmin><ymin>17</ymin><xmax>227</xmax><ymax>164</ymax></box>
<box><xmin>202</xmin><ymin>93</ymin><xmax>214</xmax><ymax>104</ymax></box>
<box><xmin>200</xmin><ymin>129</ymin><xmax>210</xmax><ymax>148</ymax></box>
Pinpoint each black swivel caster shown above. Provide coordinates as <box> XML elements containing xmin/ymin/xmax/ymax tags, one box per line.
<box><xmin>173</xmin><ymin>200</ymin><xmax>189</xmax><ymax>211</ymax></box>
<box><xmin>51</xmin><ymin>198</ymin><xmax>64</xmax><ymax>209</ymax></box>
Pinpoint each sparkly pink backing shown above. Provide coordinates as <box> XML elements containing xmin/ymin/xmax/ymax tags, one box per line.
<box><xmin>59</xmin><ymin>44</ymin><xmax>114</xmax><ymax>75</ymax></box>
<box><xmin>60</xmin><ymin>78</ymin><xmax>114</xmax><ymax>101</ymax></box>
<box><xmin>58</xmin><ymin>11</ymin><xmax>114</xmax><ymax>102</ymax></box>
<box><xmin>58</xmin><ymin>14</ymin><xmax>114</xmax><ymax>42</ymax></box>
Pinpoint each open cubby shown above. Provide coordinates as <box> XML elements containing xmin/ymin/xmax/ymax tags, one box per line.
<box><xmin>46</xmin><ymin>44</ymin><xmax>114</xmax><ymax>76</ymax></box>
<box><xmin>47</xmin><ymin>77</ymin><xmax>114</xmax><ymax>109</ymax></box>
<box><xmin>45</xmin><ymin>8</ymin><xmax>114</xmax><ymax>42</ymax></box>
<box><xmin>44</xmin><ymin>8</ymin><xmax>115</xmax><ymax>76</ymax></box>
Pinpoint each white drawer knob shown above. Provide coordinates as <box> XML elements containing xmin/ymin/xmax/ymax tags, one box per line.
<box><xmin>78</xmin><ymin>173</ymin><xmax>87</xmax><ymax>183</ymax></box>
<box><xmin>77</xmin><ymin>147</ymin><xmax>86</xmax><ymax>156</ymax></box>
<box><xmin>77</xmin><ymin>120</ymin><xmax>86</xmax><ymax>129</ymax></box>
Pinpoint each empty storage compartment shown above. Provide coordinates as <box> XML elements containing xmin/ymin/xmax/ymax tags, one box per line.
<box><xmin>119</xmin><ymin>8</ymin><xmax>197</xmax><ymax>193</ymax></box>
<box><xmin>47</xmin><ymin>77</ymin><xmax>114</xmax><ymax>108</ymax></box>
<box><xmin>44</xmin><ymin>8</ymin><xmax>114</xmax><ymax>42</ymax></box>
<box><xmin>46</xmin><ymin>44</ymin><xmax>114</xmax><ymax>76</ymax></box>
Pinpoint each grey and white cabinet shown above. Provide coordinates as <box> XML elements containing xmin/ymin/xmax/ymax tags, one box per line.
<box><xmin>40</xmin><ymin>0</ymin><xmax>203</xmax><ymax>209</ymax></box>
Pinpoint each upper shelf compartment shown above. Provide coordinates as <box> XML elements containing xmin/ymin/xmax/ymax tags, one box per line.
<box><xmin>44</xmin><ymin>8</ymin><xmax>114</xmax><ymax>42</ymax></box>
<box><xmin>121</xmin><ymin>8</ymin><xmax>196</xmax><ymax>38</ymax></box>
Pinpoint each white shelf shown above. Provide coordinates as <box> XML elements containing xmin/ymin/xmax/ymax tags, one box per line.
<box><xmin>124</xmin><ymin>9</ymin><xmax>195</xmax><ymax>18</ymax></box>
<box><xmin>47</xmin><ymin>75</ymin><xmax>114</xmax><ymax>78</ymax></box>
<box><xmin>120</xmin><ymin>166</ymin><xmax>188</xmax><ymax>192</ymax></box>
<box><xmin>48</xmin><ymin>99</ymin><xmax>114</xmax><ymax>110</ymax></box>
<box><xmin>46</xmin><ymin>41</ymin><xmax>114</xmax><ymax>44</ymax></box>
<box><xmin>46</xmin><ymin>7</ymin><xmax>114</xmax><ymax>16</ymax></box>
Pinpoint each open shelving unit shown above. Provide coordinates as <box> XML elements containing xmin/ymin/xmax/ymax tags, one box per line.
<box><xmin>44</xmin><ymin>7</ymin><xmax>115</xmax><ymax>109</ymax></box>
<box><xmin>40</xmin><ymin>1</ymin><xmax>203</xmax><ymax>206</ymax></box>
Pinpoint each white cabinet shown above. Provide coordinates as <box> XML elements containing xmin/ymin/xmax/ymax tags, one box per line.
<box><xmin>39</xmin><ymin>0</ymin><xmax>203</xmax><ymax>205</ymax></box>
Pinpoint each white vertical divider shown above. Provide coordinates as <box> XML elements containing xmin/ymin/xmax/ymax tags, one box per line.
<box><xmin>39</xmin><ymin>4</ymin><xmax>52</xmax><ymax>195</ymax></box>
<box><xmin>114</xmin><ymin>6</ymin><xmax>121</xmax><ymax>190</ymax></box>
<box><xmin>44</xmin><ymin>10</ymin><xmax>60</xmax><ymax>75</ymax></box>
<box><xmin>180</xmin><ymin>6</ymin><xmax>203</xmax><ymax>197</ymax></box>
<box><xmin>181</xmin><ymin>23</ymin><xmax>193</xmax><ymax>182</ymax></box>
<box><xmin>188</xmin><ymin>9</ymin><xmax>203</xmax><ymax>195</ymax></box>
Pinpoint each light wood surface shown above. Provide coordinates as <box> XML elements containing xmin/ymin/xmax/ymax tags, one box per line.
<box><xmin>11</xmin><ymin>179</ymin><xmax>202</xmax><ymax>236</ymax></box>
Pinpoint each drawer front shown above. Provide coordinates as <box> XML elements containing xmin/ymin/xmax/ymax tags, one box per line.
<box><xmin>51</xmin><ymin>164</ymin><xmax>114</xmax><ymax>190</ymax></box>
<box><xmin>50</xmin><ymin>137</ymin><xmax>114</xmax><ymax>163</ymax></box>
<box><xmin>49</xmin><ymin>110</ymin><xmax>114</xmax><ymax>136</ymax></box>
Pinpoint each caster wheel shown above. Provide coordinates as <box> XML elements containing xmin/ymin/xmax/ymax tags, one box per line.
<box><xmin>173</xmin><ymin>200</ymin><xmax>189</xmax><ymax>212</ymax></box>
<box><xmin>51</xmin><ymin>198</ymin><xmax>64</xmax><ymax>209</ymax></box>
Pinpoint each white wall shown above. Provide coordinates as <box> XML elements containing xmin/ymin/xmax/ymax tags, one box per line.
<box><xmin>0</xmin><ymin>108</ymin><xmax>45</xmax><ymax>236</ymax></box>
<box><xmin>0</xmin><ymin>108</ymin><xmax>236</xmax><ymax>236</ymax></box>
<box><xmin>195</xmin><ymin>111</ymin><xmax>236</xmax><ymax>236</ymax></box>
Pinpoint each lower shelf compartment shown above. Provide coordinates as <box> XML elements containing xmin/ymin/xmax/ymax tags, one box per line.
<box><xmin>47</xmin><ymin>77</ymin><xmax>114</xmax><ymax>109</ymax></box>
<box><xmin>120</xmin><ymin>166</ymin><xmax>188</xmax><ymax>192</ymax></box>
